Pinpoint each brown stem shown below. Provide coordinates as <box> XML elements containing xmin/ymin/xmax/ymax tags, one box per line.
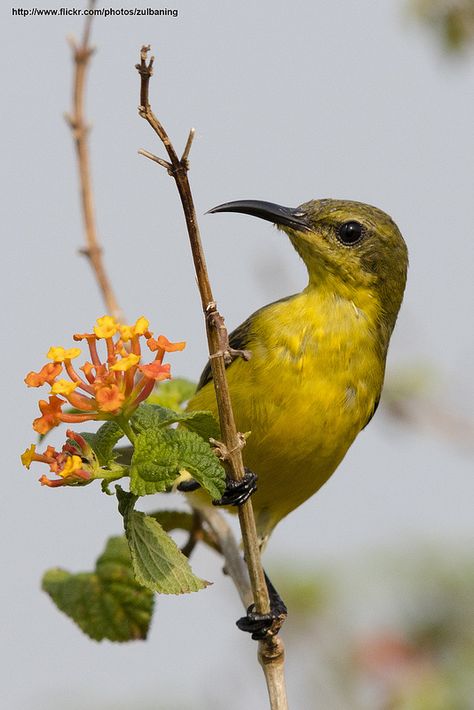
<box><xmin>135</xmin><ymin>45</ymin><xmax>287</xmax><ymax>709</ymax></box>
<box><xmin>66</xmin><ymin>0</ymin><xmax>123</xmax><ymax>321</ymax></box>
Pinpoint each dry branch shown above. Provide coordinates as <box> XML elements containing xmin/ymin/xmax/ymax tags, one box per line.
<box><xmin>135</xmin><ymin>45</ymin><xmax>288</xmax><ymax>710</ymax></box>
<box><xmin>66</xmin><ymin>0</ymin><xmax>123</xmax><ymax>321</ymax></box>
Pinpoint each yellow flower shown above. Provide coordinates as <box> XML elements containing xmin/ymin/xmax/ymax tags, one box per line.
<box><xmin>94</xmin><ymin>315</ymin><xmax>118</xmax><ymax>339</ymax></box>
<box><xmin>59</xmin><ymin>454</ymin><xmax>84</xmax><ymax>478</ymax></box>
<box><xmin>21</xmin><ymin>444</ymin><xmax>37</xmax><ymax>469</ymax></box>
<box><xmin>110</xmin><ymin>353</ymin><xmax>140</xmax><ymax>372</ymax></box>
<box><xmin>119</xmin><ymin>316</ymin><xmax>151</xmax><ymax>342</ymax></box>
<box><xmin>50</xmin><ymin>379</ymin><xmax>80</xmax><ymax>396</ymax></box>
<box><xmin>134</xmin><ymin>316</ymin><xmax>150</xmax><ymax>335</ymax></box>
<box><xmin>47</xmin><ymin>346</ymin><xmax>81</xmax><ymax>363</ymax></box>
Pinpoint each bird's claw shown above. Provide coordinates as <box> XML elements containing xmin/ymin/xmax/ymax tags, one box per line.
<box><xmin>236</xmin><ymin>603</ymin><xmax>287</xmax><ymax>641</ymax></box>
<box><xmin>212</xmin><ymin>468</ymin><xmax>257</xmax><ymax>507</ymax></box>
<box><xmin>224</xmin><ymin>347</ymin><xmax>252</xmax><ymax>365</ymax></box>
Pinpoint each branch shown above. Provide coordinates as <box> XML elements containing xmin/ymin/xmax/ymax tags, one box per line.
<box><xmin>66</xmin><ymin>0</ymin><xmax>123</xmax><ymax>321</ymax></box>
<box><xmin>195</xmin><ymin>505</ymin><xmax>287</xmax><ymax>709</ymax></box>
<box><xmin>135</xmin><ymin>45</ymin><xmax>288</xmax><ymax>709</ymax></box>
<box><xmin>192</xmin><ymin>503</ymin><xmax>253</xmax><ymax>609</ymax></box>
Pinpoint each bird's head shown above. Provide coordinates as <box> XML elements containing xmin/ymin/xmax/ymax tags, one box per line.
<box><xmin>208</xmin><ymin>198</ymin><xmax>408</xmax><ymax>342</ymax></box>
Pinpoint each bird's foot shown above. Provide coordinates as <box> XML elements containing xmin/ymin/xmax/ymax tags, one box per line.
<box><xmin>237</xmin><ymin>575</ymin><xmax>287</xmax><ymax>640</ymax></box>
<box><xmin>206</xmin><ymin>311</ymin><xmax>252</xmax><ymax>365</ymax></box>
<box><xmin>212</xmin><ymin>468</ymin><xmax>258</xmax><ymax>507</ymax></box>
<box><xmin>224</xmin><ymin>346</ymin><xmax>252</xmax><ymax>365</ymax></box>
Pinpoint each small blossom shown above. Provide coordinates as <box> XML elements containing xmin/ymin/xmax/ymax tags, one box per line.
<box><xmin>119</xmin><ymin>316</ymin><xmax>151</xmax><ymax>342</ymax></box>
<box><xmin>147</xmin><ymin>335</ymin><xmax>186</xmax><ymax>353</ymax></box>
<box><xmin>47</xmin><ymin>346</ymin><xmax>82</xmax><ymax>363</ymax></box>
<box><xmin>110</xmin><ymin>353</ymin><xmax>140</xmax><ymax>372</ymax></box>
<box><xmin>25</xmin><ymin>315</ymin><xmax>185</xmax><ymax>434</ymax></box>
<box><xmin>94</xmin><ymin>315</ymin><xmax>118</xmax><ymax>339</ymax></box>
<box><xmin>50</xmin><ymin>379</ymin><xmax>80</xmax><ymax>396</ymax></box>
<box><xmin>138</xmin><ymin>362</ymin><xmax>172</xmax><ymax>381</ymax></box>
<box><xmin>25</xmin><ymin>363</ymin><xmax>62</xmax><ymax>388</ymax></box>
<box><xmin>59</xmin><ymin>454</ymin><xmax>84</xmax><ymax>478</ymax></box>
<box><xmin>21</xmin><ymin>444</ymin><xmax>37</xmax><ymax>469</ymax></box>
<box><xmin>95</xmin><ymin>383</ymin><xmax>125</xmax><ymax>412</ymax></box>
<box><xmin>33</xmin><ymin>396</ymin><xmax>66</xmax><ymax>435</ymax></box>
<box><xmin>21</xmin><ymin>431</ymin><xmax>96</xmax><ymax>487</ymax></box>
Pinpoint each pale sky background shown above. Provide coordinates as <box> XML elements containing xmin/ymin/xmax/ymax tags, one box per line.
<box><xmin>2</xmin><ymin>1</ymin><xmax>474</xmax><ymax>709</ymax></box>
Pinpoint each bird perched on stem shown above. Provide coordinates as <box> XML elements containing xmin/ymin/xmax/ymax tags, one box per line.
<box><xmin>185</xmin><ymin>198</ymin><xmax>408</xmax><ymax>551</ymax></box>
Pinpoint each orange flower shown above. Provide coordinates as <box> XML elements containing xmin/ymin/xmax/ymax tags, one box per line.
<box><xmin>33</xmin><ymin>396</ymin><xmax>66</xmax><ymax>435</ymax></box>
<box><xmin>25</xmin><ymin>363</ymin><xmax>62</xmax><ymax>388</ymax></box>
<box><xmin>95</xmin><ymin>383</ymin><xmax>125</xmax><ymax>412</ymax></box>
<box><xmin>21</xmin><ymin>430</ymin><xmax>95</xmax><ymax>487</ymax></box>
<box><xmin>26</xmin><ymin>316</ymin><xmax>185</xmax><ymax>433</ymax></box>
<box><xmin>138</xmin><ymin>361</ymin><xmax>171</xmax><ymax>381</ymax></box>
<box><xmin>147</xmin><ymin>335</ymin><xmax>186</xmax><ymax>353</ymax></box>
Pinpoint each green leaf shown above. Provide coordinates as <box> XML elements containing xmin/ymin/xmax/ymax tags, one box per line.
<box><xmin>147</xmin><ymin>377</ymin><xmax>197</xmax><ymax>411</ymax></box>
<box><xmin>42</xmin><ymin>536</ymin><xmax>154</xmax><ymax>642</ymax></box>
<box><xmin>177</xmin><ymin>410</ymin><xmax>221</xmax><ymax>441</ymax></box>
<box><xmin>115</xmin><ymin>485</ymin><xmax>137</xmax><ymax>522</ymax></box>
<box><xmin>80</xmin><ymin>421</ymin><xmax>124</xmax><ymax>466</ymax></box>
<box><xmin>125</xmin><ymin>509</ymin><xmax>209</xmax><ymax>594</ymax></box>
<box><xmin>130</xmin><ymin>426</ymin><xmax>225</xmax><ymax>499</ymax></box>
<box><xmin>131</xmin><ymin>402</ymin><xmax>220</xmax><ymax>441</ymax></box>
<box><xmin>131</xmin><ymin>403</ymin><xmax>180</xmax><ymax>432</ymax></box>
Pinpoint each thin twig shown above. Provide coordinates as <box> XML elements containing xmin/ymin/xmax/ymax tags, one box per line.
<box><xmin>193</xmin><ymin>503</ymin><xmax>253</xmax><ymax>609</ymax></box>
<box><xmin>181</xmin><ymin>127</ymin><xmax>196</xmax><ymax>165</ymax></box>
<box><xmin>66</xmin><ymin>0</ymin><xmax>123</xmax><ymax>321</ymax></box>
<box><xmin>135</xmin><ymin>45</ymin><xmax>288</xmax><ymax>709</ymax></box>
<box><xmin>137</xmin><ymin>149</ymin><xmax>172</xmax><ymax>172</ymax></box>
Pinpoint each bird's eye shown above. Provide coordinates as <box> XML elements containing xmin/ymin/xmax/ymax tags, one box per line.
<box><xmin>337</xmin><ymin>220</ymin><xmax>364</xmax><ymax>246</ymax></box>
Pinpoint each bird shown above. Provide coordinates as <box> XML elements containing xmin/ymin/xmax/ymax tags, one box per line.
<box><xmin>185</xmin><ymin>198</ymin><xmax>408</xmax><ymax>552</ymax></box>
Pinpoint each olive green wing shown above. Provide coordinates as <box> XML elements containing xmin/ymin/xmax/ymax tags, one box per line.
<box><xmin>196</xmin><ymin>315</ymin><xmax>254</xmax><ymax>391</ymax></box>
<box><xmin>196</xmin><ymin>294</ymin><xmax>297</xmax><ymax>392</ymax></box>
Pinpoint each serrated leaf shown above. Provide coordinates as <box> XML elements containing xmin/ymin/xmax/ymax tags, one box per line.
<box><xmin>81</xmin><ymin>421</ymin><xmax>124</xmax><ymax>466</ymax></box>
<box><xmin>126</xmin><ymin>510</ymin><xmax>209</xmax><ymax>594</ymax></box>
<box><xmin>177</xmin><ymin>410</ymin><xmax>220</xmax><ymax>441</ymax></box>
<box><xmin>130</xmin><ymin>427</ymin><xmax>182</xmax><ymax>495</ymax></box>
<box><xmin>130</xmin><ymin>426</ymin><xmax>225</xmax><ymax>499</ymax></box>
<box><xmin>42</xmin><ymin>536</ymin><xmax>154</xmax><ymax>642</ymax></box>
<box><xmin>147</xmin><ymin>378</ymin><xmax>197</xmax><ymax>410</ymax></box>
<box><xmin>131</xmin><ymin>403</ymin><xmax>220</xmax><ymax>441</ymax></box>
<box><xmin>131</xmin><ymin>403</ymin><xmax>180</xmax><ymax>432</ymax></box>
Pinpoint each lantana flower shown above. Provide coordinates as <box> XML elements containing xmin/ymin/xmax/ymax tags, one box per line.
<box><xmin>24</xmin><ymin>316</ymin><xmax>185</xmax><ymax>435</ymax></box>
<box><xmin>21</xmin><ymin>431</ymin><xmax>96</xmax><ymax>487</ymax></box>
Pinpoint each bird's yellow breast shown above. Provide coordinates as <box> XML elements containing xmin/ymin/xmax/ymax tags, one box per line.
<box><xmin>188</xmin><ymin>285</ymin><xmax>385</xmax><ymax>541</ymax></box>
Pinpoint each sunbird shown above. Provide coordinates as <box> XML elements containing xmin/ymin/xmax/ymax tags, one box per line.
<box><xmin>183</xmin><ymin>198</ymin><xmax>408</xmax><ymax>634</ymax></box>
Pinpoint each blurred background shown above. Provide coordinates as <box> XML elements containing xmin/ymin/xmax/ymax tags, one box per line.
<box><xmin>2</xmin><ymin>1</ymin><xmax>474</xmax><ymax>708</ymax></box>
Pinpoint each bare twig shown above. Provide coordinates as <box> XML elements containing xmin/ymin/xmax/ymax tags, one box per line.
<box><xmin>66</xmin><ymin>0</ymin><xmax>123</xmax><ymax>321</ymax></box>
<box><xmin>135</xmin><ymin>45</ymin><xmax>288</xmax><ymax>709</ymax></box>
<box><xmin>193</xmin><ymin>503</ymin><xmax>253</xmax><ymax>609</ymax></box>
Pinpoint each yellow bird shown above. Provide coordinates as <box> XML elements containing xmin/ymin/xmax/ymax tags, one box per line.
<box><xmin>185</xmin><ymin>198</ymin><xmax>408</xmax><ymax>555</ymax></box>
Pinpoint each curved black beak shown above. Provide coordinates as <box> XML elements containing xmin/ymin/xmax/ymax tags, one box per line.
<box><xmin>207</xmin><ymin>200</ymin><xmax>311</xmax><ymax>232</ymax></box>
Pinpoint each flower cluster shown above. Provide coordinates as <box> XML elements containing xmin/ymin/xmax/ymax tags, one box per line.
<box><xmin>24</xmin><ymin>316</ymin><xmax>185</xmax><ymax>435</ymax></box>
<box><xmin>21</xmin><ymin>431</ymin><xmax>96</xmax><ymax>487</ymax></box>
